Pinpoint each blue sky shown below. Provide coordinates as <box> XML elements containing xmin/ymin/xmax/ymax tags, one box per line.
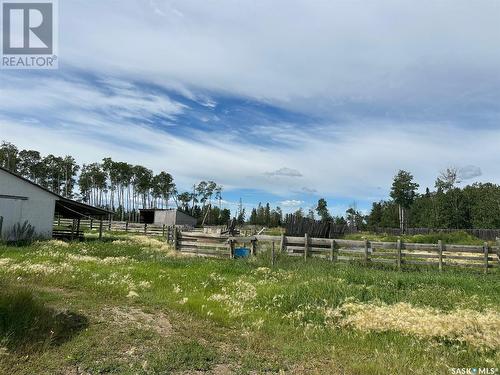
<box><xmin>1</xmin><ymin>0</ymin><xmax>500</xmax><ymax>217</ymax></box>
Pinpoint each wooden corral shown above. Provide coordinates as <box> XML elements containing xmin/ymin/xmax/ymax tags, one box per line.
<box><xmin>174</xmin><ymin>232</ymin><xmax>499</xmax><ymax>273</ymax></box>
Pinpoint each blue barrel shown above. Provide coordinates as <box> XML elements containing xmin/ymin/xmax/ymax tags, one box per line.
<box><xmin>234</xmin><ymin>247</ymin><xmax>250</xmax><ymax>258</ymax></box>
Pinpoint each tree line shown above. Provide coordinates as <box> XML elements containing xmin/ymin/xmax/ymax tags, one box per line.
<box><xmin>367</xmin><ymin>168</ymin><xmax>500</xmax><ymax>230</ymax></box>
<box><xmin>0</xmin><ymin>141</ymin><xmax>229</xmax><ymax>224</ymax></box>
<box><xmin>278</xmin><ymin>168</ymin><xmax>497</xmax><ymax>232</ymax></box>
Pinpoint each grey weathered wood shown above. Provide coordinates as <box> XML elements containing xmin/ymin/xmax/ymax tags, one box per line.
<box><xmin>229</xmin><ymin>239</ymin><xmax>235</xmax><ymax>259</ymax></box>
<box><xmin>251</xmin><ymin>239</ymin><xmax>257</xmax><ymax>256</ymax></box>
<box><xmin>364</xmin><ymin>240</ymin><xmax>370</xmax><ymax>264</ymax></box>
<box><xmin>397</xmin><ymin>239</ymin><xmax>402</xmax><ymax>270</ymax></box>
<box><xmin>330</xmin><ymin>239</ymin><xmax>335</xmax><ymax>262</ymax></box>
<box><xmin>280</xmin><ymin>234</ymin><xmax>286</xmax><ymax>252</ymax></box>
<box><xmin>484</xmin><ymin>242</ymin><xmax>489</xmax><ymax>274</ymax></box>
<box><xmin>173</xmin><ymin>227</ymin><xmax>178</xmax><ymax>251</ymax></box>
<box><xmin>98</xmin><ymin>220</ymin><xmax>103</xmax><ymax>240</ymax></box>
<box><xmin>271</xmin><ymin>241</ymin><xmax>275</xmax><ymax>266</ymax></box>
<box><xmin>438</xmin><ymin>240</ymin><xmax>444</xmax><ymax>272</ymax></box>
<box><xmin>304</xmin><ymin>233</ymin><xmax>309</xmax><ymax>261</ymax></box>
<box><xmin>227</xmin><ymin>236</ymin><xmax>257</xmax><ymax>243</ymax></box>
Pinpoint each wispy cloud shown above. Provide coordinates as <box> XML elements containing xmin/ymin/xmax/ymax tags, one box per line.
<box><xmin>265</xmin><ymin>167</ymin><xmax>303</xmax><ymax>178</ymax></box>
<box><xmin>459</xmin><ymin>165</ymin><xmax>483</xmax><ymax>180</ymax></box>
<box><xmin>280</xmin><ymin>200</ymin><xmax>304</xmax><ymax>207</ymax></box>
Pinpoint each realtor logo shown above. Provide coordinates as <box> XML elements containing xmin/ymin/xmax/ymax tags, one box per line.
<box><xmin>1</xmin><ymin>0</ymin><xmax>58</xmax><ymax>69</ymax></box>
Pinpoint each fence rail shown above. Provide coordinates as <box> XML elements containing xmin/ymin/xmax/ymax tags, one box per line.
<box><xmin>53</xmin><ymin>218</ymin><xmax>500</xmax><ymax>272</ymax></box>
<box><xmin>174</xmin><ymin>232</ymin><xmax>499</xmax><ymax>273</ymax></box>
<box><xmin>53</xmin><ymin>218</ymin><xmax>176</xmax><ymax>242</ymax></box>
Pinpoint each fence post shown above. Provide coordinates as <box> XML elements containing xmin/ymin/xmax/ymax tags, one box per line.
<box><xmin>229</xmin><ymin>239</ymin><xmax>235</xmax><ymax>259</ymax></box>
<box><xmin>496</xmin><ymin>238</ymin><xmax>500</xmax><ymax>265</ymax></box>
<box><xmin>364</xmin><ymin>239</ymin><xmax>370</xmax><ymax>265</ymax></box>
<box><xmin>144</xmin><ymin>223</ymin><xmax>147</xmax><ymax>234</ymax></box>
<box><xmin>438</xmin><ymin>240</ymin><xmax>444</xmax><ymax>272</ymax></box>
<box><xmin>162</xmin><ymin>224</ymin><xmax>166</xmax><ymax>237</ymax></box>
<box><xmin>0</xmin><ymin>216</ymin><xmax>3</xmax><ymax>238</ymax></box>
<box><xmin>271</xmin><ymin>241</ymin><xmax>275</xmax><ymax>267</ymax></box>
<box><xmin>251</xmin><ymin>238</ymin><xmax>257</xmax><ymax>256</ymax></box>
<box><xmin>70</xmin><ymin>219</ymin><xmax>75</xmax><ymax>241</ymax></box>
<box><xmin>99</xmin><ymin>219</ymin><xmax>103</xmax><ymax>240</ymax></box>
<box><xmin>330</xmin><ymin>239</ymin><xmax>335</xmax><ymax>262</ymax></box>
<box><xmin>280</xmin><ymin>234</ymin><xmax>286</xmax><ymax>252</ymax></box>
<box><xmin>90</xmin><ymin>219</ymin><xmax>93</xmax><ymax>230</ymax></box>
<box><xmin>397</xmin><ymin>239</ymin><xmax>402</xmax><ymax>270</ymax></box>
<box><xmin>304</xmin><ymin>233</ymin><xmax>309</xmax><ymax>261</ymax></box>
<box><xmin>125</xmin><ymin>221</ymin><xmax>129</xmax><ymax>232</ymax></box>
<box><xmin>483</xmin><ymin>242</ymin><xmax>489</xmax><ymax>274</ymax></box>
<box><xmin>173</xmin><ymin>227</ymin><xmax>178</xmax><ymax>251</ymax></box>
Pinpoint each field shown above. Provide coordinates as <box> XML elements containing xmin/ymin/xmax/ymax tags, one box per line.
<box><xmin>0</xmin><ymin>234</ymin><xmax>499</xmax><ymax>374</ymax></box>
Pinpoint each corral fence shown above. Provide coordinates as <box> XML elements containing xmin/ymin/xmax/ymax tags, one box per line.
<box><xmin>284</xmin><ymin>215</ymin><xmax>500</xmax><ymax>241</ymax></box>
<box><xmin>53</xmin><ymin>218</ymin><xmax>178</xmax><ymax>242</ymax></box>
<box><xmin>174</xmin><ymin>231</ymin><xmax>499</xmax><ymax>273</ymax></box>
<box><xmin>53</xmin><ymin>218</ymin><xmax>500</xmax><ymax>272</ymax></box>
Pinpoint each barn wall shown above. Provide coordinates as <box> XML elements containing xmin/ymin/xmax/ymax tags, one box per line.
<box><xmin>0</xmin><ymin>170</ymin><xmax>57</xmax><ymax>239</ymax></box>
<box><xmin>154</xmin><ymin>210</ymin><xmax>177</xmax><ymax>226</ymax></box>
<box><xmin>175</xmin><ymin>211</ymin><xmax>197</xmax><ymax>227</ymax></box>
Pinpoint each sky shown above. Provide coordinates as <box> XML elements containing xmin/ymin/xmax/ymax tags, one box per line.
<box><xmin>1</xmin><ymin>0</ymin><xmax>500</xmax><ymax>217</ymax></box>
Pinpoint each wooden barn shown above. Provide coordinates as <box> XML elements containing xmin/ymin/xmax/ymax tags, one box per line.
<box><xmin>0</xmin><ymin>166</ymin><xmax>110</xmax><ymax>240</ymax></box>
<box><xmin>139</xmin><ymin>208</ymin><xmax>197</xmax><ymax>227</ymax></box>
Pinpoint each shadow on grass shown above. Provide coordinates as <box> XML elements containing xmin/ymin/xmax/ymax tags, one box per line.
<box><xmin>0</xmin><ymin>287</ymin><xmax>88</xmax><ymax>354</ymax></box>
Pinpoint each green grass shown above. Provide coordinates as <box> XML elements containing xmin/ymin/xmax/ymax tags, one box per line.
<box><xmin>344</xmin><ymin>230</ymin><xmax>486</xmax><ymax>245</ymax></box>
<box><xmin>0</xmin><ymin>236</ymin><xmax>498</xmax><ymax>374</ymax></box>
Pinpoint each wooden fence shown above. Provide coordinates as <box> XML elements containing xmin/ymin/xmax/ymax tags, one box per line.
<box><xmin>174</xmin><ymin>232</ymin><xmax>499</xmax><ymax>273</ymax></box>
<box><xmin>53</xmin><ymin>218</ymin><xmax>500</xmax><ymax>272</ymax></box>
<box><xmin>54</xmin><ymin>218</ymin><xmax>175</xmax><ymax>241</ymax></box>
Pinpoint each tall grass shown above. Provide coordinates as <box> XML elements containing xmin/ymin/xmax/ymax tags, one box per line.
<box><xmin>0</xmin><ymin>285</ymin><xmax>88</xmax><ymax>353</ymax></box>
<box><xmin>345</xmin><ymin>230</ymin><xmax>485</xmax><ymax>245</ymax></box>
<box><xmin>0</xmin><ymin>236</ymin><xmax>498</xmax><ymax>374</ymax></box>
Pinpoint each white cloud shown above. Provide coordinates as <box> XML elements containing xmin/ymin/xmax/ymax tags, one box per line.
<box><xmin>52</xmin><ymin>0</ymin><xmax>500</xmax><ymax>118</ymax></box>
<box><xmin>3</xmin><ymin>108</ymin><xmax>500</xmax><ymax>203</ymax></box>
<box><xmin>280</xmin><ymin>200</ymin><xmax>304</xmax><ymax>207</ymax></box>
<box><xmin>0</xmin><ymin>75</ymin><xmax>186</xmax><ymax>122</ymax></box>
<box><xmin>459</xmin><ymin>165</ymin><xmax>482</xmax><ymax>180</ymax></box>
<box><xmin>265</xmin><ymin>167</ymin><xmax>303</xmax><ymax>178</ymax></box>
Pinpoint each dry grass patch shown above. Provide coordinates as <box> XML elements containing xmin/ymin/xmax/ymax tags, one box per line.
<box><xmin>338</xmin><ymin>301</ymin><xmax>500</xmax><ymax>351</ymax></box>
<box><xmin>99</xmin><ymin>306</ymin><xmax>173</xmax><ymax>337</ymax></box>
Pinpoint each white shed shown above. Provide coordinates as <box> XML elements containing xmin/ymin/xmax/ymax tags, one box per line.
<box><xmin>0</xmin><ymin>166</ymin><xmax>109</xmax><ymax>240</ymax></box>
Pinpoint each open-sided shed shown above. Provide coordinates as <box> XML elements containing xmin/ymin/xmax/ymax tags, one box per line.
<box><xmin>0</xmin><ymin>166</ymin><xmax>111</xmax><ymax>240</ymax></box>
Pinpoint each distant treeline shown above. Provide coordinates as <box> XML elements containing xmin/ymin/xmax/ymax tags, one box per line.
<box><xmin>368</xmin><ymin>169</ymin><xmax>500</xmax><ymax>230</ymax></box>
